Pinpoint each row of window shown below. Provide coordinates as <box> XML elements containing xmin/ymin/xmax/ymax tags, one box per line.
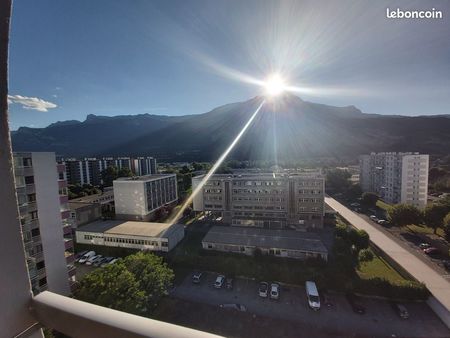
<box><xmin>232</xmin><ymin>196</ymin><xmax>285</xmax><ymax>202</ymax></box>
<box><xmin>232</xmin><ymin>189</ymin><xmax>285</xmax><ymax>194</ymax></box>
<box><xmin>298</xmin><ymin>190</ymin><xmax>322</xmax><ymax>195</ymax></box>
<box><xmin>83</xmin><ymin>234</ymin><xmax>168</xmax><ymax>247</ymax></box>
<box><xmin>298</xmin><ymin>198</ymin><xmax>322</xmax><ymax>203</ymax></box>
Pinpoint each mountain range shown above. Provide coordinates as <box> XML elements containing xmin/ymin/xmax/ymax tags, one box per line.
<box><xmin>11</xmin><ymin>94</ymin><xmax>450</xmax><ymax>161</ymax></box>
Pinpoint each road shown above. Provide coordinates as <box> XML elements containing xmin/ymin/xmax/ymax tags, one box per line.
<box><xmin>325</xmin><ymin>196</ymin><xmax>450</xmax><ymax>328</ymax></box>
<box><xmin>172</xmin><ymin>272</ymin><xmax>449</xmax><ymax>338</ymax></box>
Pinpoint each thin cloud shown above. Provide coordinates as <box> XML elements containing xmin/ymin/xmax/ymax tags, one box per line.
<box><xmin>8</xmin><ymin>94</ymin><xmax>57</xmax><ymax>112</ymax></box>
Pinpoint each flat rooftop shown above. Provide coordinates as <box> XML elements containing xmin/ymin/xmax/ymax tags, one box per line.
<box><xmin>202</xmin><ymin>226</ymin><xmax>328</xmax><ymax>254</ymax></box>
<box><xmin>76</xmin><ymin>219</ymin><xmax>182</xmax><ymax>238</ymax></box>
<box><xmin>115</xmin><ymin>174</ymin><xmax>175</xmax><ymax>182</ymax></box>
<box><xmin>193</xmin><ymin>171</ymin><xmax>323</xmax><ymax>180</ymax></box>
<box><xmin>70</xmin><ymin>190</ymin><xmax>114</xmax><ymax>203</ymax></box>
<box><xmin>68</xmin><ymin>201</ymin><xmax>100</xmax><ymax>210</ymax></box>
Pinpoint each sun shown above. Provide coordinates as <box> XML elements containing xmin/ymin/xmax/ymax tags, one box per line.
<box><xmin>264</xmin><ymin>73</ymin><xmax>286</xmax><ymax>96</ymax></box>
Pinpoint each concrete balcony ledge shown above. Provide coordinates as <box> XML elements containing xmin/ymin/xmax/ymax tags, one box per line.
<box><xmin>31</xmin><ymin>291</ymin><xmax>224</xmax><ymax>338</ymax></box>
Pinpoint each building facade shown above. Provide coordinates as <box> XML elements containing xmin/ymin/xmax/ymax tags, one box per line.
<box><xmin>113</xmin><ymin>174</ymin><xmax>178</xmax><ymax>221</ymax></box>
<box><xmin>61</xmin><ymin>156</ymin><xmax>157</xmax><ymax>186</ymax></box>
<box><xmin>13</xmin><ymin>152</ymin><xmax>75</xmax><ymax>295</ymax></box>
<box><xmin>68</xmin><ymin>202</ymin><xmax>102</xmax><ymax>229</ymax></box>
<box><xmin>75</xmin><ymin>220</ymin><xmax>184</xmax><ymax>252</ymax></box>
<box><xmin>192</xmin><ymin>171</ymin><xmax>325</xmax><ymax>230</ymax></box>
<box><xmin>359</xmin><ymin>152</ymin><xmax>429</xmax><ymax>208</ymax></box>
<box><xmin>202</xmin><ymin>226</ymin><xmax>328</xmax><ymax>261</ymax></box>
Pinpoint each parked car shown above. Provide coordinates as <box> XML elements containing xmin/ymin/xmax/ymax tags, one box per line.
<box><xmin>369</xmin><ymin>215</ymin><xmax>379</xmax><ymax>222</ymax></box>
<box><xmin>443</xmin><ymin>260</ymin><xmax>450</xmax><ymax>271</ymax></box>
<box><xmin>100</xmin><ymin>257</ymin><xmax>115</xmax><ymax>267</ymax></box>
<box><xmin>305</xmin><ymin>281</ymin><xmax>320</xmax><ymax>310</ymax></box>
<box><xmin>424</xmin><ymin>247</ymin><xmax>439</xmax><ymax>256</ymax></box>
<box><xmin>75</xmin><ymin>250</ymin><xmax>88</xmax><ymax>262</ymax></box>
<box><xmin>78</xmin><ymin>251</ymin><xmax>96</xmax><ymax>264</ymax></box>
<box><xmin>86</xmin><ymin>255</ymin><xmax>102</xmax><ymax>266</ymax></box>
<box><xmin>93</xmin><ymin>256</ymin><xmax>107</xmax><ymax>267</ymax></box>
<box><xmin>419</xmin><ymin>243</ymin><xmax>431</xmax><ymax>250</ymax></box>
<box><xmin>377</xmin><ymin>219</ymin><xmax>387</xmax><ymax>225</ymax></box>
<box><xmin>226</xmin><ymin>277</ymin><xmax>233</xmax><ymax>290</ymax></box>
<box><xmin>394</xmin><ymin>303</ymin><xmax>409</xmax><ymax>319</ymax></box>
<box><xmin>346</xmin><ymin>293</ymin><xmax>365</xmax><ymax>314</ymax></box>
<box><xmin>259</xmin><ymin>282</ymin><xmax>269</xmax><ymax>298</ymax></box>
<box><xmin>192</xmin><ymin>271</ymin><xmax>203</xmax><ymax>284</ymax></box>
<box><xmin>214</xmin><ymin>275</ymin><xmax>225</xmax><ymax>289</ymax></box>
<box><xmin>350</xmin><ymin>202</ymin><xmax>360</xmax><ymax>207</ymax></box>
<box><xmin>219</xmin><ymin>303</ymin><xmax>247</xmax><ymax>312</ymax></box>
<box><xmin>270</xmin><ymin>283</ymin><xmax>280</xmax><ymax>300</ymax></box>
<box><xmin>108</xmin><ymin>258</ymin><xmax>118</xmax><ymax>265</ymax></box>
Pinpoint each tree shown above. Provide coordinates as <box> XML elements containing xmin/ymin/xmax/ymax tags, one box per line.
<box><xmin>345</xmin><ymin>184</ymin><xmax>362</xmax><ymax>200</ymax></box>
<box><xmin>424</xmin><ymin>204</ymin><xmax>449</xmax><ymax>234</ymax></box>
<box><xmin>118</xmin><ymin>167</ymin><xmax>133</xmax><ymax>178</ymax></box>
<box><xmin>358</xmin><ymin>249</ymin><xmax>374</xmax><ymax>263</ymax></box>
<box><xmin>75</xmin><ymin>252</ymin><xmax>174</xmax><ymax>314</ymax></box>
<box><xmin>388</xmin><ymin>204</ymin><xmax>422</xmax><ymax>227</ymax></box>
<box><xmin>443</xmin><ymin>212</ymin><xmax>450</xmax><ymax>241</ymax></box>
<box><xmin>101</xmin><ymin>166</ymin><xmax>119</xmax><ymax>187</ymax></box>
<box><xmin>361</xmin><ymin>192</ymin><xmax>379</xmax><ymax>208</ymax></box>
<box><xmin>349</xmin><ymin>228</ymin><xmax>370</xmax><ymax>252</ymax></box>
<box><xmin>75</xmin><ymin>262</ymin><xmax>147</xmax><ymax>315</ymax></box>
<box><xmin>326</xmin><ymin>169</ymin><xmax>351</xmax><ymax>193</ymax></box>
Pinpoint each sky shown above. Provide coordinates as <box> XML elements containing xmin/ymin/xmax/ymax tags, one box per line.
<box><xmin>8</xmin><ymin>0</ymin><xmax>450</xmax><ymax>129</ymax></box>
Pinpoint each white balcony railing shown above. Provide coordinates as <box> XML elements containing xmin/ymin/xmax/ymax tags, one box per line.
<box><xmin>31</xmin><ymin>291</ymin><xmax>223</xmax><ymax>338</ymax></box>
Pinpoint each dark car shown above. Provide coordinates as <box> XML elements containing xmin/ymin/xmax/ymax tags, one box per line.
<box><xmin>192</xmin><ymin>271</ymin><xmax>203</xmax><ymax>284</ymax></box>
<box><xmin>442</xmin><ymin>260</ymin><xmax>450</xmax><ymax>271</ymax></box>
<box><xmin>226</xmin><ymin>278</ymin><xmax>233</xmax><ymax>290</ymax></box>
<box><xmin>346</xmin><ymin>293</ymin><xmax>365</xmax><ymax>314</ymax></box>
<box><xmin>423</xmin><ymin>247</ymin><xmax>439</xmax><ymax>256</ymax></box>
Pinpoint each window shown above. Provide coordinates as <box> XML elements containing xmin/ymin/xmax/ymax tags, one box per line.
<box><xmin>25</xmin><ymin>176</ymin><xmax>34</xmax><ymax>185</ymax></box>
<box><xmin>161</xmin><ymin>242</ymin><xmax>168</xmax><ymax>247</ymax></box>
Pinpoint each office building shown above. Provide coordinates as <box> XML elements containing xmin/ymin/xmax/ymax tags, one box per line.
<box><xmin>61</xmin><ymin>156</ymin><xmax>157</xmax><ymax>186</ymax></box>
<box><xmin>13</xmin><ymin>152</ymin><xmax>75</xmax><ymax>295</ymax></box>
<box><xmin>192</xmin><ymin>171</ymin><xmax>325</xmax><ymax>230</ymax></box>
<box><xmin>114</xmin><ymin>174</ymin><xmax>178</xmax><ymax>221</ymax></box>
<box><xmin>75</xmin><ymin>220</ymin><xmax>184</xmax><ymax>252</ymax></box>
<box><xmin>70</xmin><ymin>189</ymin><xmax>115</xmax><ymax>212</ymax></box>
<box><xmin>359</xmin><ymin>152</ymin><xmax>429</xmax><ymax>208</ymax></box>
<box><xmin>68</xmin><ymin>201</ymin><xmax>102</xmax><ymax>229</ymax></box>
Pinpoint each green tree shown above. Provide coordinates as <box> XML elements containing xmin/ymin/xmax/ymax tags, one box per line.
<box><xmin>326</xmin><ymin>169</ymin><xmax>351</xmax><ymax>193</ymax></box>
<box><xmin>75</xmin><ymin>262</ymin><xmax>147</xmax><ymax>315</ymax></box>
<box><xmin>388</xmin><ymin>204</ymin><xmax>422</xmax><ymax>227</ymax></box>
<box><xmin>443</xmin><ymin>212</ymin><xmax>450</xmax><ymax>241</ymax></box>
<box><xmin>75</xmin><ymin>252</ymin><xmax>174</xmax><ymax>314</ymax></box>
<box><xmin>424</xmin><ymin>204</ymin><xmax>449</xmax><ymax>234</ymax></box>
<box><xmin>349</xmin><ymin>228</ymin><xmax>370</xmax><ymax>252</ymax></box>
<box><xmin>345</xmin><ymin>184</ymin><xmax>362</xmax><ymax>200</ymax></box>
<box><xmin>361</xmin><ymin>192</ymin><xmax>379</xmax><ymax>208</ymax></box>
<box><xmin>358</xmin><ymin>248</ymin><xmax>374</xmax><ymax>263</ymax></box>
<box><xmin>101</xmin><ymin>166</ymin><xmax>119</xmax><ymax>187</ymax></box>
<box><xmin>118</xmin><ymin>167</ymin><xmax>133</xmax><ymax>178</ymax></box>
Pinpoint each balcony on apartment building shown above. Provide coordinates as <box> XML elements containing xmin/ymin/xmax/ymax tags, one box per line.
<box><xmin>65</xmin><ymin>251</ymin><xmax>75</xmax><ymax>265</ymax></box>
<box><xmin>63</xmin><ymin>238</ymin><xmax>74</xmax><ymax>251</ymax></box>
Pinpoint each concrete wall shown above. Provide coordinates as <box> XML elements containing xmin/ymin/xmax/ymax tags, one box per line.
<box><xmin>32</xmin><ymin>152</ymin><xmax>70</xmax><ymax>296</ymax></box>
<box><xmin>113</xmin><ymin>181</ymin><xmax>147</xmax><ymax>217</ymax></box>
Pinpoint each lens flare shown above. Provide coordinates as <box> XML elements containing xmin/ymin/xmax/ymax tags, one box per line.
<box><xmin>167</xmin><ymin>99</ymin><xmax>266</xmax><ymax>225</ymax></box>
<box><xmin>264</xmin><ymin>73</ymin><xmax>286</xmax><ymax>96</ymax></box>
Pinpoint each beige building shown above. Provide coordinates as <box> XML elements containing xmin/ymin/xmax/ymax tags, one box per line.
<box><xmin>75</xmin><ymin>220</ymin><xmax>184</xmax><ymax>252</ymax></box>
<box><xmin>192</xmin><ymin>171</ymin><xmax>324</xmax><ymax>230</ymax></box>
<box><xmin>359</xmin><ymin>152</ymin><xmax>429</xmax><ymax>208</ymax></box>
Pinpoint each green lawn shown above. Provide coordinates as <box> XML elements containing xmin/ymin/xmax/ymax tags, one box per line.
<box><xmin>406</xmin><ymin>224</ymin><xmax>446</xmax><ymax>238</ymax></box>
<box><xmin>357</xmin><ymin>249</ymin><xmax>407</xmax><ymax>284</ymax></box>
<box><xmin>376</xmin><ymin>200</ymin><xmax>392</xmax><ymax>212</ymax></box>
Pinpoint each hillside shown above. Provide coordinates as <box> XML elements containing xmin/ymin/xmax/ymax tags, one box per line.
<box><xmin>11</xmin><ymin>94</ymin><xmax>450</xmax><ymax>161</ymax></box>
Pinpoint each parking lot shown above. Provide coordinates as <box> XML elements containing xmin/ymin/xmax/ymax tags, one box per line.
<box><xmin>172</xmin><ymin>272</ymin><xmax>449</xmax><ymax>338</ymax></box>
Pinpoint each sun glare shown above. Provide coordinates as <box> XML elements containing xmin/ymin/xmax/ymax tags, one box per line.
<box><xmin>264</xmin><ymin>73</ymin><xmax>286</xmax><ymax>96</ymax></box>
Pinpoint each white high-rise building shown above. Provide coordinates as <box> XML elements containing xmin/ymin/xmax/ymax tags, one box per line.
<box><xmin>13</xmin><ymin>152</ymin><xmax>75</xmax><ymax>295</ymax></box>
<box><xmin>359</xmin><ymin>152</ymin><xmax>429</xmax><ymax>208</ymax></box>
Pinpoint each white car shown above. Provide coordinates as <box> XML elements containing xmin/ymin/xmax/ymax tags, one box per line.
<box><xmin>259</xmin><ymin>282</ymin><xmax>269</xmax><ymax>298</ymax></box>
<box><xmin>214</xmin><ymin>275</ymin><xmax>225</xmax><ymax>289</ymax></box>
<box><xmin>108</xmin><ymin>258</ymin><xmax>118</xmax><ymax>265</ymax></box>
<box><xmin>78</xmin><ymin>251</ymin><xmax>96</xmax><ymax>264</ymax></box>
<box><xmin>85</xmin><ymin>254</ymin><xmax>101</xmax><ymax>266</ymax></box>
<box><xmin>270</xmin><ymin>283</ymin><xmax>280</xmax><ymax>300</ymax></box>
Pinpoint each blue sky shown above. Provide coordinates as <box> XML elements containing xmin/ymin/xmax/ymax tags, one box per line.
<box><xmin>8</xmin><ymin>0</ymin><xmax>450</xmax><ymax>129</ymax></box>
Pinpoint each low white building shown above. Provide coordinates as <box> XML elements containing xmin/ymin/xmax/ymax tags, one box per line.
<box><xmin>113</xmin><ymin>174</ymin><xmax>178</xmax><ymax>221</ymax></box>
<box><xmin>76</xmin><ymin>220</ymin><xmax>184</xmax><ymax>252</ymax></box>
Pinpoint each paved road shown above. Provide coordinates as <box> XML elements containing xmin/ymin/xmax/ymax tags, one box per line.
<box><xmin>325</xmin><ymin>197</ymin><xmax>450</xmax><ymax>328</ymax></box>
<box><xmin>172</xmin><ymin>272</ymin><xmax>449</xmax><ymax>338</ymax></box>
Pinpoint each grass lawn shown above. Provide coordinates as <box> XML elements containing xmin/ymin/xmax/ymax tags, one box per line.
<box><xmin>357</xmin><ymin>249</ymin><xmax>407</xmax><ymax>284</ymax></box>
<box><xmin>406</xmin><ymin>224</ymin><xmax>446</xmax><ymax>238</ymax></box>
<box><xmin>376</xmin><ymin>200</ymin><xmax>392</xmax><ymax>212</ymax></box>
